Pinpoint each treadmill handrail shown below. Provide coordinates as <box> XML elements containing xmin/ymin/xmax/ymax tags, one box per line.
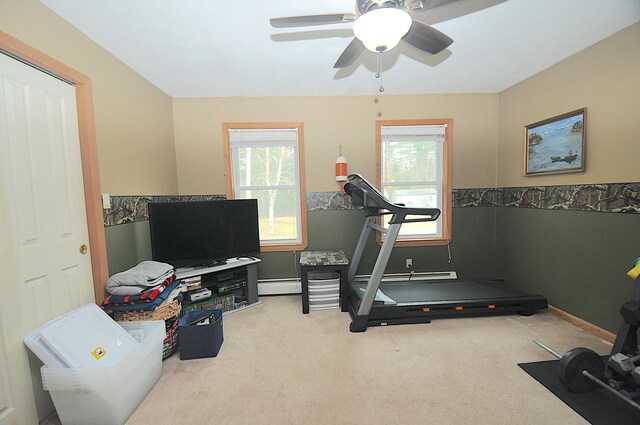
<box><xmin>365</xmin><ymin>210</ymin><xmax>438</xmax><ymax>223</ymax></box>
<box><xmin>344</xmin><ymin>174</ymin><xmax>441</xmax><ymax>222</ymax></box>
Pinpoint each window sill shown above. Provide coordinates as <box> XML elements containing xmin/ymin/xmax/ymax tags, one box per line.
<box><xmin>380</xmin><ymin>237</ymin><xmax>451</xmax><ymax>247</ymax></box>
<box><xmin>260</xmin><ymin>242</ymin><xmax>309</xmax><ymax>253</ymax></box>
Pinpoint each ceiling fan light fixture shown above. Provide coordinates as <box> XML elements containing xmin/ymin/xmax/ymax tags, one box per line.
<box><xmin>353</xmin><ymin>8</ymin><xmax>412</xmax><ymax>53</ymax></box>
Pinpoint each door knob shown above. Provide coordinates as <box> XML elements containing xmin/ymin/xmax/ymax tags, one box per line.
<box><xmin>79</xmin><ymin>244</ymin><xmax>88</xmax><ymax>254</ymax></box>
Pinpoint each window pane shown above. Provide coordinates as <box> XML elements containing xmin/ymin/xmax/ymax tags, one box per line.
<box><xmin>384</xmin><ymin>184</ymin><xmax>439</xmax><ymax>237</ymax></box>
<box><xmin>390</xmin><ymin>217</ymin><xmax>438</xmax><ymax>237</ymax></box>
<box><xmin>377</xmin><ymin>121</ymin><xmax>451</xmax><ymax>245</ymax></box>
<box><xmin>385</xmin><ymin>185</ymin><xmax>438</xmax><ymax>208</ymax></box>
<box><xmin>237</xmin><ymin>145</ymin><xmax>296</xmax><ymax>187</ymax></box>
<box><xmin>383</xmin><ymin>141</ymin><xmax>438</xmax><ymax>182</ymax></box>
<box><xmin>239</xmin><ymin>189</ymin><xmax>298</xmax><ymax>241</ymax></box>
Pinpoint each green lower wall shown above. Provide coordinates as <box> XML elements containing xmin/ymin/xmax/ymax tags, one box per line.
<box><xmin>257</xmin><ymin>208</ymin><xmax>496</xmax><ymax>279</ymax></box>
<box><xmin>105</xmin><ymin>204</ymin><xmax>640</xmax><ymax>334</ymax></box>
<box><xmin>106</xmin><ymin>207</ymin><xmax>497</xmax><ymax>282</ymax></box>
<box><xmin>105</xmin><ymin>221</ymin><xmax>152</xmax><ymax>275</ymax></box>
<box><xmin>446</xmin><ymin>207</ymin><xmax>498</xmax><ymax>279</ymax></box>
<box><xmin>495</xmin><ymin>207</ymin><xmax>640</xmax><ymax>333</ymax></box>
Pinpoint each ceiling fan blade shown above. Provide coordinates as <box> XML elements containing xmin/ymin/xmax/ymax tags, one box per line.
<box><xmin>402</xmin><ymin>21</ymin><xmax>453</xmax><ymax>55</ymax></box>
<box><xmin>333</xmin><ymin>38</ymin><xmax>365</xmax><ymax>69</ymax></box>
<box><xmin>271</xmin><ymin>29</ymin><xmax>354</xmax><ymax>42</ymax></box>
<box><xmin>421</xmin><ymin>0</ymin><xmax>464</xmax><ymax>10</ymax></box>
<box><xmin>407</xmin><ymin>0</ymin><xmax>462</xmax><ymax>10</ymax></box>
<box><xmin>270</xmin><ymin>13</ymin><xmax>356</xmax><ymax>28</ymax></box>
<box><xmin>409</xmin><ymin>0</ymin><xmax>507</xmax><ymax>25</ymax></box>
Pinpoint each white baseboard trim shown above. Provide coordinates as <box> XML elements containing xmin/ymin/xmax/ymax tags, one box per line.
<box><xmin>258</xmin><ymin>278</ymin><xmax>301</xmax><ymax>295</ymax></box>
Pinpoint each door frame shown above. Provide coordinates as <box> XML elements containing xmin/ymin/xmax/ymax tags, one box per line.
<box><xmin>0</xmin><ymin>31</ymin><xmax>108</xmax><ymax>303</ymax></box>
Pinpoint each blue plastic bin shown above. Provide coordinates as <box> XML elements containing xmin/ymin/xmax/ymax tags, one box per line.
<box><xmin>178</xmin><ymin>309</ymin><xmax>224</xmax><ymax>360</ymax></box>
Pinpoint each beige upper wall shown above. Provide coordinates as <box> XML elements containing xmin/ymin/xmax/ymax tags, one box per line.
<box><xmin>0</xmin><ymin>0</ymin><xmax>178</xmax><ymax>195</ymax></box>
<box><xmin>173</xmin><ymin>94</ymin><xmax>498</xmax><ymax>194</ymax></box>
<box><xmin>5</xmin><ymin>0</ymin><xmax>633</xmax><ymax>195</ymax></box>
<box><xmin>497</xmin><ymin>22</ymin><xmax>640</xmax><ymax>187</ymax></box>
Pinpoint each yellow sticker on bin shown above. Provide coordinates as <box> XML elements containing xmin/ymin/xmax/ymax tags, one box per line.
<box><xmin>91</xmin><ymin>346</ymin><xmax>106</xmax><ymax>360</ymax></box>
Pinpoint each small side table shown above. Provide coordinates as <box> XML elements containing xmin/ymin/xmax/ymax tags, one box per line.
<box><xmin>300</xmin><ymin>250</ymin><xmax>349</xmax><ymax>314</ymax></box>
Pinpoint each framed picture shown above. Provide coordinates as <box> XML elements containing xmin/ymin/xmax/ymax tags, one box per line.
<box><xmin>524</xmin><ymin>108</ymin><xmax>586</xmax><ymax>176</ymax></box>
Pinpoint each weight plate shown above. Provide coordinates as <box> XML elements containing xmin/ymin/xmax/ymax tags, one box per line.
<box><xmin>557</xmin><ymin>347</ymin><xmax>605</xmax><ymax>393</ymax></box>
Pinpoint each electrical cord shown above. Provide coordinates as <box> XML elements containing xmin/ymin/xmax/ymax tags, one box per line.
<box><xmin>447</xmin><ymin>242</ymin><xmax>457</xmax><ymax>275</ymax></box>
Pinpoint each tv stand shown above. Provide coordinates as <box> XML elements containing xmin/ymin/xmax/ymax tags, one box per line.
<box><xmin>193</xmin><ymin>259</ymin><xmax>227</xmax><ymax>269</ymax></box>
<box><xmin>176</xmin><ymin>257</ymin><xmax>260</xmax><ymax>313</ymax></box>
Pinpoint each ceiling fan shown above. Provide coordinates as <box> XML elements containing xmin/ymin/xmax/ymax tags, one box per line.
<box><xmin>270</xmin><ymin>0</ymin><xmax>461</xmax><ymax>69</ymax></box>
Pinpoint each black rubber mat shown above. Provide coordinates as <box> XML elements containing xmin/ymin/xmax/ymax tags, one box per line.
<box><xmin>519</xmin><ymin>358</ymin><xmax>640</xmax><ymax>425</ymax></box>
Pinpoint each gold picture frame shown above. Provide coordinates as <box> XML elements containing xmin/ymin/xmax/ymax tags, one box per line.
<box><xmin>524</xmin><ymin>108</ymin><xmax>586</xmax><ymax>176</ymax></box>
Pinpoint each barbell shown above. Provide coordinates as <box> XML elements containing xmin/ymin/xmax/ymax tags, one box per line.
<box><xmin>533</xmin><ymin>340</ymin><xmax>640</xmax><ymax>413</ymax></box>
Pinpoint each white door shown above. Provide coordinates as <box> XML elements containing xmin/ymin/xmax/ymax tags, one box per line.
<box><xmin>0</xmin><ymin>52</ymin><xmax>96</xmax><ymax>424</ymax></box>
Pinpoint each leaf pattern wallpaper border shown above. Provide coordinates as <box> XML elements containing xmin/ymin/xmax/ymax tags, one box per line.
<box><xmin>103</xmin><ymin>182</ymin><xmax>640</xmax><ymax>226</ymax></box>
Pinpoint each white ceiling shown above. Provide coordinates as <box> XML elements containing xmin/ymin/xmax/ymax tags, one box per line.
<box><xmin>40</xmin><ymin>0</ymin><xmax>640</xmax><ymax>98</ymax></box>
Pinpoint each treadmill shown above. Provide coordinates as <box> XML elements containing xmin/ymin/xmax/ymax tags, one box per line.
<box><xmin>344</xmin><ymin>173</ymin><xmax>548</xmax><ymax>333</ymax></box>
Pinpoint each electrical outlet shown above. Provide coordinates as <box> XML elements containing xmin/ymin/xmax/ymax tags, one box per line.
<box><xmin>102</xmin><ymin>193</ymin><xmax>111</xmax><ymax>209</ymax></box>
<box><xmin>405</xmin><ymin>258</ymin><xmax>413</xmax><ymax>269</ymax></box>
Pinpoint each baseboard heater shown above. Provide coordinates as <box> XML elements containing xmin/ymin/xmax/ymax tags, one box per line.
<box><xmin>257</xmin><ymin>271</ymin><xmax>458</xmax><ymax>296</ymax></box>
<box><xmin>257</xmin><ymin>278</ymin><xmax>301</xmax><ymax>295</ymax></box>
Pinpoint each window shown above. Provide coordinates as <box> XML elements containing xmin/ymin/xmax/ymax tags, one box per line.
<box><xmin>223</xmin><ymin>122</ymin><xmax>308</xmax><ymax>252</ymax></box>
<box><xmin>376</xmin><ymin>119</ymin><xmax>452</xmax><ymax>246</ymax></box>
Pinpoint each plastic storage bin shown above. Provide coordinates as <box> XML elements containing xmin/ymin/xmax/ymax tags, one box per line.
<box><xmin>24</xmin><ymin>303</ymin><xmax>140</xmax><ymax>368</ymax></box>
<box><xmin>178</xmin><ymin>309</ymin><xmax>224</xmax><ymax>360</ymax></box>
<box><xmin>40</xmin><ymin>320</ymin><xmax>165</xmax><ymax>425</ymax></box>
<box><xmin>308</xmin><ymin>271</ymin><xmax>340</xmax><ymax>310</ymax></box>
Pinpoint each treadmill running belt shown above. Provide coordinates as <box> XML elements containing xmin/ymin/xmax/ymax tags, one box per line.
<box><xmin>348</xmin><ymin>278</ymin><xmax>547</xmax><ymax>329</ymax></box>
<box><xmin>353</xmin><ymin>279</ymin><xmax>533</xmax><ymax>304</ymax></box>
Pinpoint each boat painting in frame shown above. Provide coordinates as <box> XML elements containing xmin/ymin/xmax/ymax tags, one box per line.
<box><xmin>524</xmin><ymin>108</ymin><xmax>586</xmax><ymax>176</ymax></box>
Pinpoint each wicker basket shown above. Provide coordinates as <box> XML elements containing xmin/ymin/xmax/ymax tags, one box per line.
<box><xmin>113</xmin><ymin>299</ymin><xmax>181</xmax><ymax>322</ymax></box>
<box><xmin>162</xmin><ymin>315</ymin><xmax>180</xmax><ymax>359</ymax></box>
<box><xmin>112</xmin><ymin>300</ymin><xmax>182</xmax><ymax>360</ymax></box>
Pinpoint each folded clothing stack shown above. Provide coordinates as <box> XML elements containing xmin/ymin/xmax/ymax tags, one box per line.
<box><xmin>101</xmin><ymin>276</ymin><xmax>182</xmax><ymax>314</ymax></box>
<box><xmin>102</xmin><ymin>261</ymin><xmax>186</xmax><ymax>359</ymax></box>
<box><xmin>106</xmin><ymin>260</ymin><xmax>175</xmax><ymax>296</ymax></box>
<box><xmin>102</xmin><ymin>261</ymin><xmax>182</xmax><ymax>314</ymax></box>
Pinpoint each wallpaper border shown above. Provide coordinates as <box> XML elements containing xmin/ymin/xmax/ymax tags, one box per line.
<box><xmin>103</xmin><ymin>182</ymin><xmax>640</xmax><ymax>227</ymax></box>
<box><xmin>454</xmin><ymin>182</ymin><xmax>640</xmax><ymax>213</ymax></box>
<box><xmin>104</xmin><ymin>195</ymin><xmax>226</xmax><ymax>226</ymax></box>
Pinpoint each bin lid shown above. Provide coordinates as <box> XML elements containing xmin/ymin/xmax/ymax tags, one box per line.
<box><xmin>36</xmin><ymin>304</ymin><xmax>139</xmax><ymax>368</ymax></box>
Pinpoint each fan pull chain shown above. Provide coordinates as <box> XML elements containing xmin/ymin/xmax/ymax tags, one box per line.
<box><xmin>375</xmin><ymin>52</ymin><xmax>384</xmax><ymax>92</ymax></box>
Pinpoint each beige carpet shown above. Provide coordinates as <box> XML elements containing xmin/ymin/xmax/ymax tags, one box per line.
<box><xmin>121</xmin><ymin>295</ymin><xmax>612</xmax><ymax>425</ymax></box>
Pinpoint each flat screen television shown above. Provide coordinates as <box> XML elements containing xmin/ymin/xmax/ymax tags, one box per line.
<box><xmin>148</xmin><ymin>199</ymin><xmax>260</xmax><ymax>269</ymax></box>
